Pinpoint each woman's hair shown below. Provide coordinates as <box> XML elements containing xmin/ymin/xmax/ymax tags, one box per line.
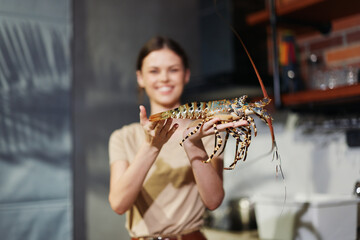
<box><xmin>136</xmin><ymin>36</ymin><xmax>189</xmax><ymax>71</ymax></box>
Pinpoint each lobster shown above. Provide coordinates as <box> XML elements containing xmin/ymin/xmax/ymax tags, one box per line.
<box><xmin>149</xmin><ymin>96</ymin><xmax>274</xmax><ymax>170</ymax></box>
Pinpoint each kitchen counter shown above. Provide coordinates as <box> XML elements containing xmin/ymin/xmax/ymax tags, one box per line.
<box><xmin>203</xmin><ymin>228</ymin><xmax>259</xmax><ymax>240</ymax></box>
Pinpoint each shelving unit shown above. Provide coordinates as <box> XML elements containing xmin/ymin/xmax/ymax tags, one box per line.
<box><xmin>246</xmin><ymin>0</ymin><xmax>360</xmax><ymax>109</ymax></box>
<box><xmin>281</xmin><ymin>84</ymin><xmax>360</xmax><ymax>106</ymax></box>
<box><xmin>247</xmin><ymin>0</ymin><xmax>325</xmax><ymax>26</ymax></box>
<box><xmin>246</xmin><ymin>0</ymin><xmax>360</xmax><ymax>31</ymax></box>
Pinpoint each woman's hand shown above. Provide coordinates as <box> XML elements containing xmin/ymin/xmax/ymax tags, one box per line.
<box><xmin>139</xmin><ymin>105</ymin><xmax>178</xmax><ymax>149</ymax></box>
<box><xmin>183</xmin><ymin>117</ymin><xmax>248</xmax><ymax>143</ymax></box>
<box><xmin>181</xmin><ymin>117</ymin><xmax>250</xmax><ymax>210</ymax></box>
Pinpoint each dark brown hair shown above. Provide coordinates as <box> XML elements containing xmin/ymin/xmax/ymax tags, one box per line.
<box><xmin>136</xmin><ymin>36</ymin><xmax>189</xmax><ymax>71</ymax></box>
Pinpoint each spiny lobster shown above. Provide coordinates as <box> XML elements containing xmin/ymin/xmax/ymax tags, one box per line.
<box><xmin>149</xmin><ymin>95</ymin><xmax>274</xmax><ymax>170</ymax></box>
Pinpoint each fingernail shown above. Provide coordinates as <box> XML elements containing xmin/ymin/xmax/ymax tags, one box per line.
<box><xmin>174</xmin><ymin>124</ymin><xmax>179</xmax><ymax>128</ymax></box>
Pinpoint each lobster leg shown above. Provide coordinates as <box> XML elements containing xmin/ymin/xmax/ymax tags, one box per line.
<box><xmin>231</xmin><ymin>116</ymin><xmax>255</xmax><ymax>163</ymax></box>
<box><xmin>218</xmin><ymin>121</ymin><xmax>232</xmax><ymax>156</ymax></box>
<box><xmin>235</xmin><ymin>129</ymin><xmax>248</xmax><ymax>160</ymax></box>
<box><xmin>224</xmin><ymin>129</ymin><xmax>241</xmax><ymax>170</ymax></box>
<box><xmin>223</xmin><ymin>126</ymin><xmax>252</xmax><ymax>169</ymax></box>
<box><xmin>246</xmin><ymin>115</ymin><xmax>257</xmax><ymax>137</ymax></box>
<box><xmin>222</xmin><ymin>126</ymin><xmax>248</xmax><ymax>169</ymax></box>
<box><xmin>204</xmin><ymin>123</ymin><xmax>223</xmax><ymax>163</ymax></box>
<box><xmin>240</xmin><ymin>126</ymin><xmax>252</xmax><ymax>161</ymax></box>
<box><xmin>180</xmin><ymin>119</ymin><xmax>206</xmax><ymax>146</ymax></box>
<box><xmin>241</xmin><ymin>133</ymin><xmax>251</xmax><ymax>162</ymax></box>
<box><xmin>225</xmin><ymin>135</ymin><xmax>244</xmax><ymax>169</ymax></box>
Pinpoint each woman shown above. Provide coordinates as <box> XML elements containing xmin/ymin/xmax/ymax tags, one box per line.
<box><xmin>108</xmin><ymin>36</ymin><xmax>247</xmax><ymax>240</ymax></box>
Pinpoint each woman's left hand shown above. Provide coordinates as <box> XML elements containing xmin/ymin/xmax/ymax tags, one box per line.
<box><xmin>183</xmin><ymin>118</ymin><xmax>248</xmax><ymax>143</ymax></box>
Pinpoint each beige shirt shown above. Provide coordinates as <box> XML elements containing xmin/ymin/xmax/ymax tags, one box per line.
<box><xmin>109</xmin><ymin>123</ymin><xmax>218</xmax><ymax>237</ymax></box>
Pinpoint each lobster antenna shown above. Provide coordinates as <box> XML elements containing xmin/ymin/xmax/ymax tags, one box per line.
<box><xmin>213</xmin><ymin>0</ymin><xmax>276</xmax><ymax>146</ymax></box>
<box><xmin>213</xmin><ymin>0</ymin><xmax>268</xmax><ymax>99</ymax></box>
<box><xmin>213</xmin><ymin>1</ymin><xmax>286</xmax><ymax>215</ymax></box>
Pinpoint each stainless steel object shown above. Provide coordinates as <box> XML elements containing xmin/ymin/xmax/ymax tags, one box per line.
<box><xmin>228</xmin><ymin>197</ymin><xmax>257</xmax><ymax>231</ymax></box>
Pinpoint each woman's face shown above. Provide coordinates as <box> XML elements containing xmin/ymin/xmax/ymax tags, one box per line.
<box><xmin>137</xmin><ymin>48</ymin><xmax>190</xmax><ymax>111</ymax></box>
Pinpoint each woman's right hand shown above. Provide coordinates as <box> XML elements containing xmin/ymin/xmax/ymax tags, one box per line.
<box><xmin>139</xmin><ymin>105</ymin><xmax>178</xmax><ymax>149</ymax></box>
<box><xmin>109</xmin><ymin>106</ymin><xmax>178</xmax><ymax>215</ymax></box>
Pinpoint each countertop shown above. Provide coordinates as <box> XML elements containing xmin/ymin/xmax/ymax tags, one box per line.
<box><xmin>203</xmin><ymin>228</ymin><xmax>259</xmax><ymax>240</ymax></box>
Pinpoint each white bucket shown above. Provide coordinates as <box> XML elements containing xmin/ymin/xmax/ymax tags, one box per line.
<box><xmin>252</xmin><ymin>194</ymin><xmax>359</xmax><ymax>240</ymax></box>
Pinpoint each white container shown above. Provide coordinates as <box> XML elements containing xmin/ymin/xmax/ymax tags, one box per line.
<box><xmin>252</xmin><ymin>194</ymin><xmax>359</xmax><ymax>240</ymax></box>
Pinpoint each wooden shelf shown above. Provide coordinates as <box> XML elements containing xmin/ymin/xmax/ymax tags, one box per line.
<box><xmin>245</xmin><ymin>0</ymin><xmax>360</xmax><ymax>110</ymax></box>
<box><xmin>246</xmin><ymin>0</ymin><xmax>360</xmax><ymax>28</ymax></box>
<box><xmin>281</xmin><ymin>83</ymin><xmax>360</xmax><ymax>106</ymax></box>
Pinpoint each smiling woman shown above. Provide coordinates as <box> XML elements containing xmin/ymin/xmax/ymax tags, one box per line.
<box><xmin>108</xmin><ymin>36</ymin><xmax>248</xmax><ymax>240</ymax></box>
<box><xmin>136</xmin><ymin>47</ymin><xmax>190</xmax><ymax>113</ymax></box>
<box><xmin>135</xmin><ymin>37</ymin><xmax>190</xmax><ymax>112</ymax></box>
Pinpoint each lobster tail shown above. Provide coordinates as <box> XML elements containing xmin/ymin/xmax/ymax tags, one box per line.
<box><xmin>149</xmin><ymin>111</ymin><xmax>171</xmax><ymax>121</ymax></box>
<box><xmin>149</xmin><ymin>102</ymin><xmax>207</xmax><ymax>122</ymax></box>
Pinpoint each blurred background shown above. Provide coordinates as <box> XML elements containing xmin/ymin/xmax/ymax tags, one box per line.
<box><xmin>1</xmin><ymin>0</ymin><xmax>360</xmax><ymax>239</ymax></box>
